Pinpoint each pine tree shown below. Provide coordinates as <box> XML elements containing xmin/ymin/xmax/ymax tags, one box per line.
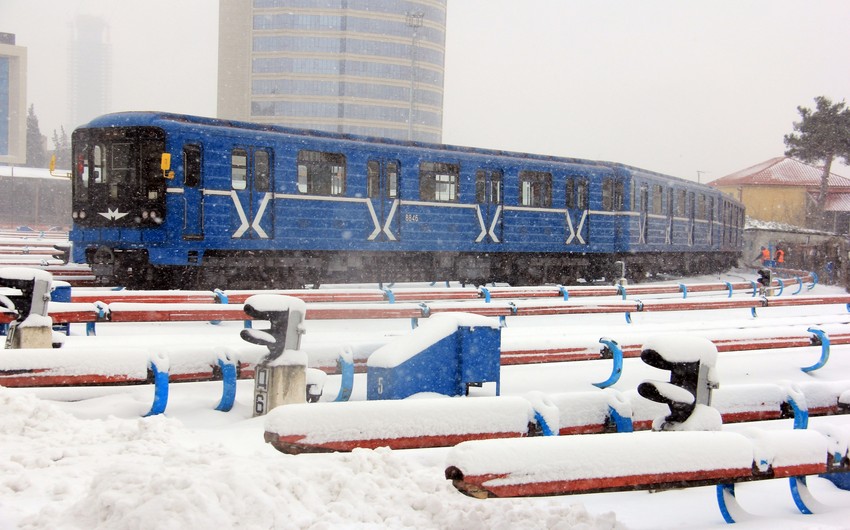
<box><xmin>784</xmin><ymin>96</ymin><xmax>850</xmax><ymax>228</ymax></box>
<box><xmin>25</xmin><ymin>104</ymin><xmax>47</xmax><ymax>168</ymax></box>
<box><xmin>51</xmin><ymin>126</ymin><xmax>72</xmax><ymax>170</ymax></box>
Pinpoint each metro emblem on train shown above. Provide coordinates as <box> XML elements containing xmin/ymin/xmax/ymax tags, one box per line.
<box><xmin>98</xmin><ymin>208</ymin><xmax>129</xmax><ymax>221</ymax></box>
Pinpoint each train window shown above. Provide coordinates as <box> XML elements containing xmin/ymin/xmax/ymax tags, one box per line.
<box><xmin>387</xmin><ymin>162</ymin><xmax>398</xmax><ymax>198</ymax></box>
<box><xmin>652</xmin><ymin>185</ymin><xmax>663</xmax><ymax>215</ymax></box>
<box><xmin>676</xmin><ymin>189</ymin><xmax>686</xmax><ymax>217</ymax></box>
<box><xmin>614</xmin><ymin>181</ymin><xmax>624</xmax><ymax>210</ymax></box>
<box><xmin>475</xmin><ymin>169</ymin><xmax>487</xmax><ymax>204</ymax></box>
<box><xmin>566</xmin><ymin>179</ymin><xmax>575</xmax><ymax>209</ymax></box>
<box><xmin>76</xmin><ymin>144</ymin><xmax>106</xmax><ymax>190</ymax></box>
<box><xmin>367</xmin><ymin>161</ymin><xmax>380</xmax><ymax>198</ymax></box>
<box><xmin>697</xmin><ymin>194</ymin><xmax>706</xmax><ymax>219</ymax></box>
<box><xmin>576</xmin><ymin>179</ymin><xmax>588</xmax><ymax>210</ymax></box>
<box><xmin>491</xmin><ymin>171</ymin><xmax>502</xmax><ymax>204</ymax></box>
<box><xmin>231</xmin><ymin>149</ymin><xmax>248</xmax><ymax>190</ymax></box>
<box><xmin>435</xmin><ymin>174</ymin><xmax>456</xmax><ymax>201</ymax></box>
<box><xmin>475</xmin><ymin>171</ymin><xmax>486</xmax><ymax>203</ymax></box>
<box><xmin>630</xmin><ymin>181</ymin><xmax>636</xmax><ymax>211</ymax></box>
<box><xmin>255</xmin><ymin>149</ymin><xmax>271</xmax><ymax>192</ymax></box>
<box><xmin>419</xmin><ymin>161</ymin><xmax>459</xmax><ymax>202</ymax></box>
<box><xmin>601</xmin><ymin>179</ymin><xmax>623</xmax><ymax>211</ymax></box>
<box><xmin>367</xmin><ymin>160</ymin><xmax>399</xmax><ymax>198</ymax></box>
<box><xmin>602</xmin><ymin>178</ymin><xmax>613</xmax><ymax>210</ymax></box>
<box><xmin>183</xmin><ymin>145</ymin><xmax>201</xmax><ymax>188</ymax></box>
<box><xmin>519</xmin><ymin>170</ymin><xmax>552</xmax><ymax>208</ymax></box>
<box><xmin>91</xmin><ymin>144</ymin><xmax>105</xmax><ymax>185</ymax></box>
<box><xmin>667</xmin><ymin>188</ymin><xmax>674</xmax><ymax>216</ymax></box>
<box><xmin>639</xmin><ymin>183</ymin><xmax>649</xmax><ymax>212</ymax></box>
<box><xmin>141</xmin><ymin>142</ymin><xmax>164</xmax><ymax>200</ymax></box>
<box><xmin>475</xmin><ymin>169</ymin><xmax>503</xmax><ymax>204</ymax></box>
<box><xmin>73</xmin><ymin>148</ymin><xmax>87</xmax><ymax>199</ymax></box>
<box><xmin>297</xmin><ymin>150</ymin><xmax>346</xmax><ymax>195</ymax></box>
<box><xmin>112</xmin><ymin>143</ymin><xmax>132</xmax><ymax>173</ymax></box>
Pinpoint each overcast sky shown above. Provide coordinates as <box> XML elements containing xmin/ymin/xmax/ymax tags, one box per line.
<box><xmin>3</xmin><ymin>0</ymin><xmax>850</xmax><ymax>180</ymax></box>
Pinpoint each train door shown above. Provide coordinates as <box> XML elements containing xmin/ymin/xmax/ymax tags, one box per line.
<box><xmin>688</xmin><ymin>191</ymin><xmax>696</xmax><ymax>245</ymax></box>
<box><xmin>666</xmin><ymin>188</ymin><xmax>675</xmax><ymax>244</ymax></box>
<box><xmin>230</xmin><ymin>147</ymin><xmax>274</xmax><ymax>239</ymax></box>
<box><xmin>475</xmin><ymin>169</ymin><xmax>503</xmax><ymax>243</ymax></box>
<box><xmin>182</xmin><ymin>144</ymin><xmax>204</xmax><ymax>240</ymax></box>
<box><xmin>707</xmin><ymin>196</ymin><xmax>715</xmax><ymax>245</ymax></box>
<box><xmin>565</xmin><ymin>177</ymin><xmax>589</xmax><ymax>245</ymax></box>
<box><xmin>602</xmin><ymin>177</ymin><xmax>626</xmax><ymax>246</ymax></box>
<box><xmin>638</xmin><ymin>183</ymin><xmax>648</xmax><ymax>244</ymax></box>
<box><xmin>367</xmin><ymin>159</ymin><xmax>400</xmax><ymax>241</ymax></box>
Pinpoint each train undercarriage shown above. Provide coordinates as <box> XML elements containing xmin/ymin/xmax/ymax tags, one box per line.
<box><xmin>85</xmin><ymin>245</ymin><xmax>739</xmax><ymax>290</ymax></box>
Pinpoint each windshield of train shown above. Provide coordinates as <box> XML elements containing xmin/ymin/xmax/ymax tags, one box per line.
<box><xmin>71</xmin><ymin>127</ymin><xmax>166</xmax><ymax>227</ymax></box>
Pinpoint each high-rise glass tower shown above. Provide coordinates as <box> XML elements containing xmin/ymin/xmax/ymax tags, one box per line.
<box><xmin>69</xmin><ymin>15</ymin><xmax>110</xmax><ymax>129</ymax></box>
<box><xmin>0</xmin><ymin>32</ymin><xmax>26</xmax><ymax>165</ymax></box>
<box><xmin>218</xmin><ymin>0</ymin><xmax>447</xmax><ymax>143</ymax></box>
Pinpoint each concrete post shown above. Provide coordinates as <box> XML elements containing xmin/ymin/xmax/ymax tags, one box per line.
<box><xmin>1</xmin><ymin>267</ymin><xmax>53</xmax><ymax>349</ymax></box>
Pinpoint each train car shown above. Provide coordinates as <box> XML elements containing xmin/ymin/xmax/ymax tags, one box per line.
<box><xmin>69</xmin><ymin>112</ymin><xmax>743</xmax><ymax>288</ymax></box>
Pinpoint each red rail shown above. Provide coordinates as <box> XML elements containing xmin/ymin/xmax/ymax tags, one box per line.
<box><xmin>61</xmin><ymin>275</ymin><xmax>814</xmax><ymax>305</ymax></box>
<box><xmin>2</xmin><ymin>294</ymin><xmax>848</xmax><ymax>327</ymax></box>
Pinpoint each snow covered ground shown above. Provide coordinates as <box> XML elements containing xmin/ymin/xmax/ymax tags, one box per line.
<box><xmin>2</xmin><ymin>272</ymin><xmax>850</xmax><ymax>529</ymax></box>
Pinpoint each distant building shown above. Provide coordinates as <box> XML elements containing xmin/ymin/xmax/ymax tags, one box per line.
<box><xmin>0</xmin><ymin>32</ymin><xmax>27</xmax><ymax>165</ymax></box>
<box><xmin>0</xmin><ymin>166</ymin><xmax>71</xmax><ymax>229</ymax></box>
<box><xmin>217</xmin><ymin>0</ymin><xmax>447</xmax><ymax>143</ymax></box>
<box><xmin>69</xmin><ymin>15</ymin><xmax>111</xmax><ymax>128</ymax></box>
<box><xmin>709</xmin><ymin>157</ymin><xmax>850</xmax><ymax>235</ymax></box>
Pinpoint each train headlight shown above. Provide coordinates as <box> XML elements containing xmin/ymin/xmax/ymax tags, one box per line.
<box><xmin>79</xmin><ymin>210</ymin><xmax>87</xmax><ymax>219</ymax></box>
<box><xmin>141</xmin><ymin>210</ymin><xmax>149</xmax><ymax>219</ymax></box>
<box><xmin>72</xmin><ymin>211</ymin><xmax>79</xmax><ymax>219</ymax></box>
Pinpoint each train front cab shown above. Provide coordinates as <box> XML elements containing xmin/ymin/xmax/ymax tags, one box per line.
<box><xmin>70</xmin><ymin>123</ymin><xmax>170</xmax><ymax>284</ymax></box>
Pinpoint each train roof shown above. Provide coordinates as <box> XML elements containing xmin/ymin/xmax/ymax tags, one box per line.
<box><xmin>83</xmin><ymin>111</ymin><xmax>608</xmax><ymax>167</ymax></box>
<box><xmin>80</xmin><ymin>111</ymin><xmax>733</xmax><ymax>198</ymax></box>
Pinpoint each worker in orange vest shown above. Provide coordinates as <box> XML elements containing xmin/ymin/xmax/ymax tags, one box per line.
<box><xmin>760</xmin><ymin>246</ymin><xmax>771</xmax><ymax>266</ymax></box>
<box><xmin>774</xmin><ymin>248</ymin><xmax>785</xmax><ymax>266</ymax></box>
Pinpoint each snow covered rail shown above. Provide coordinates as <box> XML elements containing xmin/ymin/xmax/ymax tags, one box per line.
<box><xmin>0</xmin><ymin>344</ymin><xmax>266</xmax><ymax>415</ymax></box>
<box><xmin>0</xmin><ymin>246</ymin><xmax>60</xmax><ymax>256</ymax></box>
<box><xmin>263</xmin><ymin>397</ymin><xmax>539</xmax><ymax>454</ymax></box>
<box><xmin>443</xmin><ymin>332</ymin><xmax>850</xmax><ymax>522</ymax></box>
<box><xmin>70</xmin><ymin>290</ymin><xmax>220</xmax><ymax>304</ymax></box>
<box><xmin>0</xmin><ymin>264</ymin><xmax>95</xmax><ymax>286</ymax></box>
<box><xmin>444</xmin><ymin>429</ymin><xmax>848</xmax><ymax>500</ymax></box>
<box><xmin>68</xmin><ymin>288</ymin><xmax>388</xmax><ymax>305</ymax></box>
<box><xmin>5</xmin><ymin>294</ymin><xmax>850</xmax><ymax>337</ymax></box>
<box><xmin>261</xmin><ymin>381</ymin><xmax>850</xmax><ymax>453</ymax></box>
<box><xmin>57</xmin><ymin>273</ymin><xmax>815</xmax><ymax>305</ymax></box>
<box><xmin>502</xmin><ymin>323</ymin><xmax>850</xmax><ymax>373</ymax></box>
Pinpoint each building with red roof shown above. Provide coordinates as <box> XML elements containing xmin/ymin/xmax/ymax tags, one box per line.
<box><xmin>709</xmin><ymin>157</ymin><xmax>850</xmax><ymax>234</ymax></box>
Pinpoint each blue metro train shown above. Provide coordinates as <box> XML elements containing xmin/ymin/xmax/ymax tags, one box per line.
<box><xmin>69</xmin><ymin>112</ymin><xmax>744</xmax><ymax>288</ymax></box>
